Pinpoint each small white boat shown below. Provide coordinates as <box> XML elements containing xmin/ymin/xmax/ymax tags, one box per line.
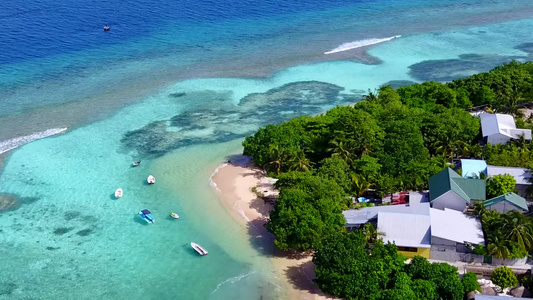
<box><xmin>170</xmin><ymin>212</ymin><xmax>179</xmax><ymax>219</ymax></box>
<box><xmin>114</xmin><ymin>188</ymin><xmax>123</xmax><ymax>198</ymax></box>
<box><xmin>191</xmin><ymin>242</ymin><xmax>208</xmax><ymax>256</ymax></box>
<box><xmin>147</xmin><ymin>175</ymin><xmax>155</xmax><ymax>184</ymax></box>
<box><xmin>132</xmin><ymin>160</ymin><xmax>141</xmax><ymax>167</ymax></box>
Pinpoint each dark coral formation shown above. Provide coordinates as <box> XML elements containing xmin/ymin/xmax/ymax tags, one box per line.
<box><xmin>0</xmin><ymin>194</ymin><xmax>17</xmax><ymax>212</ymax></box>
<box><xmin>409</xmin><ymin>53</ymin><xmax>526</xmax><ymax>82</ymax></box>
<box><xmin>122</xmin><ymin>81</ymin><xmax>361</xmax><ymax>157</ymax></box>
<box><xmin>53</xmin><ymin>227</ymin><xmax>74</xmax><ymax>235</ymax></box>
<box><xmin>75</xmin><ymin>228</ymin><xmax>93</xmax><ymax>236</ymax></box>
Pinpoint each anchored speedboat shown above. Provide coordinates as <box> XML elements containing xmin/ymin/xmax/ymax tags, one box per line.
<box><xmin>191</xmin><ymin>242</ymin><xmax>208</xmax><ymax>256</ymax></box>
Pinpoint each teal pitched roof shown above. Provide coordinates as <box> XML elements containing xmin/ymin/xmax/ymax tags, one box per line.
<box><xmin>454</xmin><ymin>178</ymin><xmax>486</xmax><ymax>201</ymax></box>
<box><xmin>429</xmin><ymin>168</ymin><xmax>486</xmax><ymax>203</ymax></box>
<box><xmin>485</xmin><ymin>192</ymin><xmax>528</xmax><ymax>211</ymax></box>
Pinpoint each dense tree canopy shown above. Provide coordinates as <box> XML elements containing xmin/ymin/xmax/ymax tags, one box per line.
<box><xmin>241</xmin><ymin>61</ymin><xmax>533</xmax><ymax>298</ymax></box>
<box><xmin>476</xmin><ymin>209</ymin><xmax>533</xmax><ymax>259</ymax></box>
<box><xmin>313</xmin><ymin>233</ymin><xmax>464</xmax><ymax>300</ymax></box>
<box><xmin>265</xmin><ymin>172</ymin><xmax>347</xmax><ymax>251</ymax></box>
<box><xmin>486</xmin><ymin>174</ymin><xmax>517</xmax><ymax>198</ymax></box>
<box><xmin>243</xmin><ymin>62</ymin><xmax>533</xmax><ymax>254</ymax></box>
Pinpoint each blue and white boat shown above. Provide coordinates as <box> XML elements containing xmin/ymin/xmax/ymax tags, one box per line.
<box><xmin>139</xmin><ymin>209</ymin><xmax>155</xmax><ymax>224</ymax></box>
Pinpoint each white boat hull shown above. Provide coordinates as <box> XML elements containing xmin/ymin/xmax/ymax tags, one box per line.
<box><xmin>147</xmin><ymin>175</ymin><xmax>155</xmax><ymax>184</ymax></box>
<box><xmin>191</xmin><ymin>242</ymin><xmax>208</xmax><ymax>256</ymax></box>
<box><xmin>114</xmin><ymin>189</ymin><xmax>123</xmax><ymax>198</ymax></box>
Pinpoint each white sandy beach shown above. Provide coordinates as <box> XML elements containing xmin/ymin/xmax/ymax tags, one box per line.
<box><xmin>211</xmin><ymin>158</ymin><xmax>337</xmax><ymax>300</ymax></box>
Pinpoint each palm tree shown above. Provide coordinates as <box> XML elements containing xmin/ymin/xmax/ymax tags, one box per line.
<box><xmin>433</xmin><ymin>137</ymin><xmax>453</xmax><ymax>158</ymax></box>
<box><xmin>481</xmin><ymin>209</ymin><xmax>503</xmax><ymax>229</ymax></box>
<box><xmin>471</xmin><ymin>201</ymin><xmax>486</xmax><ymax>217</ymax></box>
<box><xmin>487</xmin><ymin>238</ymin><xmax>511</xmax><ymax>259</ymax></box>
<box><xmin>468</xmin><ymin>144</ymin><xmax>483</xmax><ymax>159</ymax></box>
<box><xmin>495</xmin><ymin>87</ymin><xmax>526</xmax><ymax>117</ymax></box>
<box><xmin>288</xmin><ymin>149</ymin><xmax>313</xmax><ymax>172</ymax></box>
<box><xmin>327</xmin><ymin>139</ymin><xmax>353</xmax><ymax>162</ymax></box>
<box><xmin>503</xmin><ymin>211</ymin><xmax>533</xmax><ymax>252</ymax></box>
<box><xmin>363</xmin><ymin>90</ymin><xmax>379</xmax><ymax>102</ymax></box>
<box><xmin>451</xmin><ymin>140</ymin><xmax>469</xmax><ymax>158</ymax></box>
<box><xmin>351</xmin><ymin>174</ymin><xmax>372</xmax><ymax>197</ymax></box>
<box><xmin>512</xmin><ymin>134</ymin><xmax>530</xmax><ymax>154</ymax></box>
<box><xmin>362</xmin><ymin>223</ymin><xmax>384</xmax><ymax>244</ymax></box>
<box><xmin>267</xmin><ymin>145</ymin><xmax>285</xmax><ymax>175</ymax></box>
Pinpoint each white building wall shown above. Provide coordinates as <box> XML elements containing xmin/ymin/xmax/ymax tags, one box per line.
<box><xmin>487</xmin><ymin>134</ymin><xmax>511</xmax><ymax>145</ymax></box>
<box><xmin>432</xmin><ymin>190</ymin><xmax>467</xmax><ymax>212</ymax></box>
<box><xmin>430</xmin><ymin>237</ymin><xmax>483</xmax><ymax>263</ymax></box>
<box><xmin>486</xmin><ymin>201</ymin><xmax>522</xmax><ymax>213</ymax></box>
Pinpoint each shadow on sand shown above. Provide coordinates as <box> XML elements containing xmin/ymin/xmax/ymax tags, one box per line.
<box><xmin>284</xmin><ymin>260</ymin><xmax>333</xmax><ymax>298</ymax></box>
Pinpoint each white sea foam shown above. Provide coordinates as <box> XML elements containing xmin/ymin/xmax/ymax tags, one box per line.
<box><xmin>0</xmin><ymin>128</ymin><xmax>67</xmax><ymax>155</ymax></box>
<box><xmin>208</xmin><ymin>163</ymin><xmax>228</xmax><ymax>192</ymax></box>
<box><xmin>324</xmin><ymin>35</ymin><xmax>401</xmax><ymax>55</ymax></box>
<box><xmin>234</xmin><ymin>203</ymin><xmax>252</xmax><ymax>223</ymax></box>
<box><xmin>211</xmin><ymin>271</ymin><xmax>257</xmax><ymax>294</ymax></box>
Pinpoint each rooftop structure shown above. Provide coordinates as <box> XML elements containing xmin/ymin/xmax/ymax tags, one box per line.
<box><xmin>408</xmin><ymin>191</ymin><xmax>429</xmax><ymax>205</ymax></box>
<box><xmin>430</xmin><ymin>208</ymin><xmax>484</xmax><ymax>246</ymax></box>
<box><xmin>485</xmin><ymin>192</ymin><xmax>528</xmax><ymax>213</ymax></box>
<box><xmin>429</xmin><ymin>168</ymin><xmax>486</xmax><ymax>211</ymax></box>
<box><xmin>460</xmin><ymin>159</ymin><xmax>487</xmax><ymax>178</ymax></box>
<box><xmin>342</xmin><ymin>203</ymin><xmax>430</xmax><ymax>227</ymax></box>
<box><xmin>480</xmin><ymin>113</ymin><xmax>532</xmax><ymax>145</ymax></box>
<box><xmin>377</xmin><ymin>212</ymin><xmax>431</xmax><ymax>249</ymax></box>
<box><xmin>487</xmin><ymin>165</ymin><xmax>531</xmax><ymax>185</ymax></box>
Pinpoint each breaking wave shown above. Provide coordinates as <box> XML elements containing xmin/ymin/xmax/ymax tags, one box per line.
<box><xmin>324</xmin><ymin>35</ymin><xmax>401</xmax><ymax>55</ymax></box>
<box><xmin>209</xmin><ymin>163</ymin><xmax>228</xmax><ymax>192</ymax></box>
<box><xmin>211</xmin><ymin>271</ymin><xmax>257</xmax><ymax>294</ymax></box>
<box><xmin>0</xmin><ymin>128</ymin><xmax>67</xmax><ymax>155</ymax></box>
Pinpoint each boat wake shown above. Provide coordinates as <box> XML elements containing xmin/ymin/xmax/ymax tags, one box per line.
<box><xmin>211</xmin><ymin>271</ymin><xmax>257</xmax><ymax>294</ymax></box>
<box><xmin>324</xmin><ymin>35</ymin><xmax>401</xmax><ymax>55</ymax></box>
<box><xmin>0</xmin><ymin>128</ymin><xmax>67</xmax><ymax>155</ymax></box>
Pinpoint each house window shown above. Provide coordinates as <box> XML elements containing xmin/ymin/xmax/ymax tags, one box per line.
<box><xmin>398</xmin><ymin>246</ymin><xmax>418</xmax><ymax>252</ymax></box>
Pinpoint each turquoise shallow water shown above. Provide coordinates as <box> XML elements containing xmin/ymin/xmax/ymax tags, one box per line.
<box><xmin>1</xmin><ymin>5</ymin><xmax>533</xmax><ymax>300</ymax></box>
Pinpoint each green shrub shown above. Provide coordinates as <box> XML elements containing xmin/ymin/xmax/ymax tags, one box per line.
<box><xmin>491</xmin><ymin>266</ymin><xmax>517</xmax><ymax>289</ymax></box>
<box><xmin>473</xmin><ymin>245</ymin><xmax>487</xmax><ymax>255</ymax></box>
<box><xmin>461</xmin><ymin>272</ymin><xmax>481</xmax><ymax>294</ymax></box>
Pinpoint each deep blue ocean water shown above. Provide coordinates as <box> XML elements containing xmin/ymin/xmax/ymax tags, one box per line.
<box><xmin>1</xmin><ymin>0</ymin><xmax>533</xmax><ymax>299</ymax></box>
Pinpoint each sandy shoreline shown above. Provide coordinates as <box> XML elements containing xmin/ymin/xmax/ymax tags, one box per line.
<box><xmin>210</xmin><ymin>157</ymin><xmax>336</xmax><ymax>300</ymax></box>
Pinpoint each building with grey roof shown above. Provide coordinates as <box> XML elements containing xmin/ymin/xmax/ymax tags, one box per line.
<box><xmin>377</xmin><ymin>212</ymin><xmax>431</xmax><ymax>258</ymax></box>
<box><xmin>430</xmin><ymin>208</ymin><xmax>484</xmax><ymax>262</ymax></box>
<box><xmin>480</xmin><ymin>113</ymin><xmax>532</xmax><ymax>145</ymax></box>
<box><xmin>342</xmin><ymin>203</ymin><xmax>430</xmax><ymax>229</ymax></box>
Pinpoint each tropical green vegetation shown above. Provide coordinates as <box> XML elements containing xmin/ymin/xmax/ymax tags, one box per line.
<box><xmin>313</xmin><ymin>233</ymin><xmax>464</xmax><ymax>300</ymax></box>
<box><xmin>265</xmin><ymin>172</ymin><xmax>347</xmax><ymax>251</ymax></box>
<box><xmin>461</xmin><ymin>272</ymin><xmax>481</xmax><ymax>294</ymax></box>
<box><xmin>244</xmin><ymin>62</ymin><xmax>533</xmax><ymax>252</ymax></box>
<box><xmin>474</xmin><ymin>208</ymin><xmax>533</xmax><ymax>259</ymax></box>
<box><xmin>491</xmin><ymin>266</ymin><xmax>518</xmax><ymax>289</ymax></box>
<box><xmin>242</xmin><ymin>62</ymin><xmax>533</xmax><ymax>297</ymax></box>
<box><xmin>486</xmin><ymin>174</ymin><xmax>517</xmax><ymax>198</ymax></box>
